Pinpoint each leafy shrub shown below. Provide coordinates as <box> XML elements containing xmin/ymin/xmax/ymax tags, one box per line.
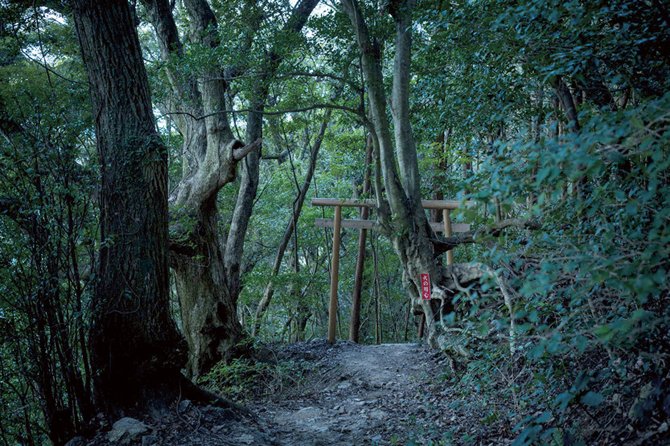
<box><xmin>198</xmin><ymin>356</ymin><xmax>315</xmax><ymax>403</ymax></box>
<box><xmin>457</xmin><ymin>91</ymin><xmax>670</xmax><ymax>445</ymax></box>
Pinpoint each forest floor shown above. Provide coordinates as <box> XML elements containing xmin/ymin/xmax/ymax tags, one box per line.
<box><xmin>246</xmin><ymin>340</ymin><xmax>514</xmax><ymax>446</ymax></box>
<box><xmin>72</xmin><ymin>340</ymin><xmax>515</xmax><ymax>446</ymax></box>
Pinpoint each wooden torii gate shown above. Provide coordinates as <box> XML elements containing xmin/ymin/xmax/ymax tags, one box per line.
<box><xmin>312</xmin><ymin>198</ymin><xmax>471</xmax><ymax>343</ymax></box>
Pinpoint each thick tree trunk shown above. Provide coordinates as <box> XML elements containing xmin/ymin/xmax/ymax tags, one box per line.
<box><xmin>553</xmin><ymin>76</ymin><xmax>588</xmax><ymax>198</ymax></box>
<box><xmin>342</xmin><ymin>0</ymin><xmax>446</xmax><ymax>347</ymax></box>
<box><xmin>144</xmin><ymin>0</ymin><xmax>320</xmax><ymax>378</ymax></box>
<box><xmin>171</xmin><ymin>200</ymin><xmax>245</xmax><ymax>378</ymax></box>
<box><xmin>339</xmin><ymin>0</ymin><xmax>519</xmax><ymax>351</ymax></box>
<box><xmin>144</xmin><ymin>0</ymin><xmax>250</xmax><ymax>379</ymax></box>
<box><xmin>71</xmin><ymin>0</ymin><xmax>186</xmax><ymax>417</ymax></box>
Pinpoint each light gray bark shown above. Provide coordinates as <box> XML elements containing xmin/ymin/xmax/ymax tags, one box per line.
<box><xmin>143</xmin><ymin>0</ymin><xmax>319</xmax><ymax>377</ymax></box>
<box><xmin>390</xmin><ymin>1</ymin><xmax>422</xmax><ymax>208</ymax></box>
<box><xmin>340</xmin><ymin>0</ymin><xmax>408</xmax><ymax>222</ymax></box>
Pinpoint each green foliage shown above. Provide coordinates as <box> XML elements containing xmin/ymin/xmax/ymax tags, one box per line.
<box><xmin>199</xmin><ymin>355</ymin><xmax>315</xmax><ymax>403</ymax></box>
<box><xmin>1</xmin><ymin>0</ymin><xmax>667</xmax><ymax>443</ymax></box>
<box><xmin>0</xmin><ymin>6</ymin><xmax>95</xmax><ymax>444</ymax></box>
<box><xmin>454</xmin><ymin>65</ymin><xmax>670</xmax><ymax>446</ymax></box>
<box><xmin>406</xmin><ymin>0</ymin><xmax>670</xmax><ymax>442</ymax></box>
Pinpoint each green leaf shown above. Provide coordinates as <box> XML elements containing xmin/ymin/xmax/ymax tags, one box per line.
<box><xmin>555</xmin><ymin>392</ymin><xmax>575</xmax><ymax>412</ymax></box>
<box><xmin>571</xmin><ymin>371</ymin><xmax>591</xmax><ymax>393</ymax></box>
<box><xmin>530</xmin><ymin>342</ymin><xmax>545</xmax><ymax>358</ymax></box>
<box><xmin>580</xmin><ymin>391</ymin><xmax>603</xmax><ymax>407</ymax></box>
<box><xmin>536</xmin><ymin>411</ymin><xmax>552</xmax><ymax>423</ymax></box>
<box><xmin>535</xmin><ymin>167</ymin><xmax>551</xmax><ymax>184</ymax></box>
<box><xmin>575</xmin><ymin>335</ymin><xmax>589</xmax><ymax>353</ymax></box>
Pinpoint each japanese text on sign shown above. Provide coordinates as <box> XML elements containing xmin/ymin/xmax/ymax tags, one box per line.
<box><xmin>420</xmin><ymin>273</ymin><xmax>431</xmax><ymax>300</ymax></box>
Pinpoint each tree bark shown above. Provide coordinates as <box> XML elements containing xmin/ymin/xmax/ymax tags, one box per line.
<box><xmin>143</xmin><ymin>0</ymin><xmax>319</xmax><ymax>378</ymax></box>
<box><xmin>342</xmin><ymin>0</ymin><xmax>447</xmax><ymax>347</ymax></box>
<box><xmin>349</xmin><ymin>130</ymin><xmax>373</xmax><ymax>343</ymax></box>
<box><xmin>554</xmin><ymin>75</ymin><xmax>580</xmax><ymax>132</ymax></box>
<box><xmin>339</xmin><ymin>0</ymin><xmax>528</xmax><ymax>351</ymax></box>
<box><xmin>71</xmin><ymin>0</ymin><xmax>186</xmax><ymax>417</ymax></box>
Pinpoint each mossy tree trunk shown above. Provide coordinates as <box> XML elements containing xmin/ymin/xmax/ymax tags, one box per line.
<box><xmin>71</xmin><ymin>0</ymin><xmax>187</xmax><ymax>417</ymax></box>
<box><xmin>142</xmin><ymin>0</ymin><xmax>319</xmax><ymax>378</ymax></box>
<box><xmin>341</xmin><ymin>0</ymin><xmax>492</xmax><ymax>349</ymax></box>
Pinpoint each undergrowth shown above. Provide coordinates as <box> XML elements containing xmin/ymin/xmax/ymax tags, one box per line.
<box><xmin>429</xmin><ymin>91</ymin><xmax>670</xmax><ymax>445</ymax></box>
<box><xmin>198</xmin><ymin>356</ymin><xmax>316</xmax><ymax>404</ymax></box>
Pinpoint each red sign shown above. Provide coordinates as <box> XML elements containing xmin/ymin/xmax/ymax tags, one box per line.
<box><xmin>420</xmin><ymin>273</ymin><xmax>431</xmax><ymax>300</ymax></box>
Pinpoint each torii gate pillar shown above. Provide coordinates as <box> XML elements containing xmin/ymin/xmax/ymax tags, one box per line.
<box><xmin>327</xmin><ymin>205</ymin><xmax>342</xmax><ymax>343</ymax></box>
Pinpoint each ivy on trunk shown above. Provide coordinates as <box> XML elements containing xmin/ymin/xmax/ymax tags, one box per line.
<box><xmin>72</xmin><ymin>0</ymin><xmax>187</xmax><ymax>417</ymax></box>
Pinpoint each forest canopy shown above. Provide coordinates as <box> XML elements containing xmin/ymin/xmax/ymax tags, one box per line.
<box><xmin>0</xmin><ymin>0</ymin><xmax>668</xmax><ymax>444</ymax></box>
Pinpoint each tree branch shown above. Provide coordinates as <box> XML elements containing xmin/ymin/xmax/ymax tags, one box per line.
<box><xmin>19</xmin><ymin>50</ymin><xmax>88</xmax><ymax>85</ymax></box>
<box><xmin>232</xmin><ymin>137</ymin><xmax>262</xmax><ymax>161</ymax></box>
<box><xmin>274</xmin><ymin>71</ymin><xmax>362</xmax><ymax>91</ymax></box>
<box><xmin>0</xmin><ymin>197</ymin><xmax>26</xmax><ymax>226</ymax></box>
<box><xmin>164</xmin><ymin>103</ymin><xmax>365</xmax><ymax>121</ymax></box>
<box><xmin>430</xmin><ymin>217</ymin><xmax>541</xmax><ymax>255</ymax></box>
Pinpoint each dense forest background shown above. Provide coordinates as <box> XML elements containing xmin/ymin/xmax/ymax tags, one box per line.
<box><xmin>0</xmin><ymin>0</ymin><xmax>668</xmax><ymax>444</ymax></box>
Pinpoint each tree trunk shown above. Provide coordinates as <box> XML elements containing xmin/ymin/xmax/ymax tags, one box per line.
<box><xmin>170</xmin><ymin>198</ymin><xmax>245</xmax><ymax>377</ymax></box>
<box><xmin>554</xmin><ymin>76</ymin><xmax>580</xmax><ymax>132</ymax></box>
<box><xmin>342</xmin><ymin>0</ymin><xmax>444</xmax><ymax>346</ymax></box>
<box><xmin>71</xmin><ymin>0</ymin><xmax>187</xmax><ymax>417</ymax></box>
<box><xmin>349</xmin><ymin>131</ymin><xmax>373</xmax><ymax>343</ymax></box>
<box><xmin>553</xmin><ymin>76</ymin><xmax>588</xmax><ymax>198</ymax></box>
<box><xmin>147</xmin><ymin>0</ymin><xmax>252</xmax><ymax>379</ymax></box>
<box><xmin>143</xmin><ymin>0</ymin><xmax>319</xmax><ymax>378</ymax></box>
<box><xmin>341</xmin><ymin>0</ymin><xmax>497</xmax><ymax>350</ymax></box>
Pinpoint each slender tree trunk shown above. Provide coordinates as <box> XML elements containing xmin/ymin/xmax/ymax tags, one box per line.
<box><xmin>253</xmin><ymin>106</ymin><xmax>334</xmax><ymax>335</ymax></box>
<box><xmin>349</xmin><ymin>131</ymin><xmax>373</xmax><ymax>342</ymax></box>
<box><xmin>430</xmin><ymin>130</ymin><xmax>447</xmax><ymax>223</ymax></box>
<box><xmin>553</xmin><ymin>76</ymin><xmax>589</xmax><ymax>198</ymax></box>
<box><xmin>372</xmin><ymin>240</ymin><xmax>383</xmax><ymax>345</ymax></box>
<box><xmin>71</xmin><ymin>0</ymin><xmax>187</xmax><ymax>417</ymax></box>
<box><xmin>554</xmin><ymin>76</ymin><xmax>580</xmax><ymax>132</ymax></box>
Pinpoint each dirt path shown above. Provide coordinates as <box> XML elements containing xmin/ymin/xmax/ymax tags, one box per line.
<box><xmin>254</xmin><ymin>341</ymin><xmax>445</xmax><ymax>445</ymax></box>
<box><xmin>74</xmin><ymin>340</ymin><xmax>510</xmax><ymax>445</ymax></box>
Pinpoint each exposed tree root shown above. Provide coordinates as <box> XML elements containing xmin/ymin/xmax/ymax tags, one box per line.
<box><xmin>415</xmin><ymin>261</ymin><xmax>519</xmax><ymax>357</ymax></box>
<box><xmin>179</xmin><ymin>374</ymin><xmax>255</xmax><ymax>418</ymax></box>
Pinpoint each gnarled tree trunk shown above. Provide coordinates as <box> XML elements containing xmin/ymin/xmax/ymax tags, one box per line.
<box><xmin>341</xmin><ymin>0</ymin><xmax>487</xmax><ymax>349</ymax></box>
<box><xmin>143</xmin><ymin>0</ymin><xmax>320</xmax><ymax>378</ymax></box>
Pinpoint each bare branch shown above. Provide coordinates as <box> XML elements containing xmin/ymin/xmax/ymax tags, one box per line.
<box><xmin>19</xmin><ymin>50</ymin><xmax>88</xmax><ymax>86</ymax></box>
<box><xmin>430</xmin><ymin>217</ymin><xmax>541</xmax><ymax>255</ymax></box>
<box><xmin>483</xmin><ymin>217</ymin><xmax>542</xmax><ymax>237</ymax></box>
<box><xmin>275</xmin><ymin>71</ymin><xmax>362</xmax><ymax>90</ymax></box>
